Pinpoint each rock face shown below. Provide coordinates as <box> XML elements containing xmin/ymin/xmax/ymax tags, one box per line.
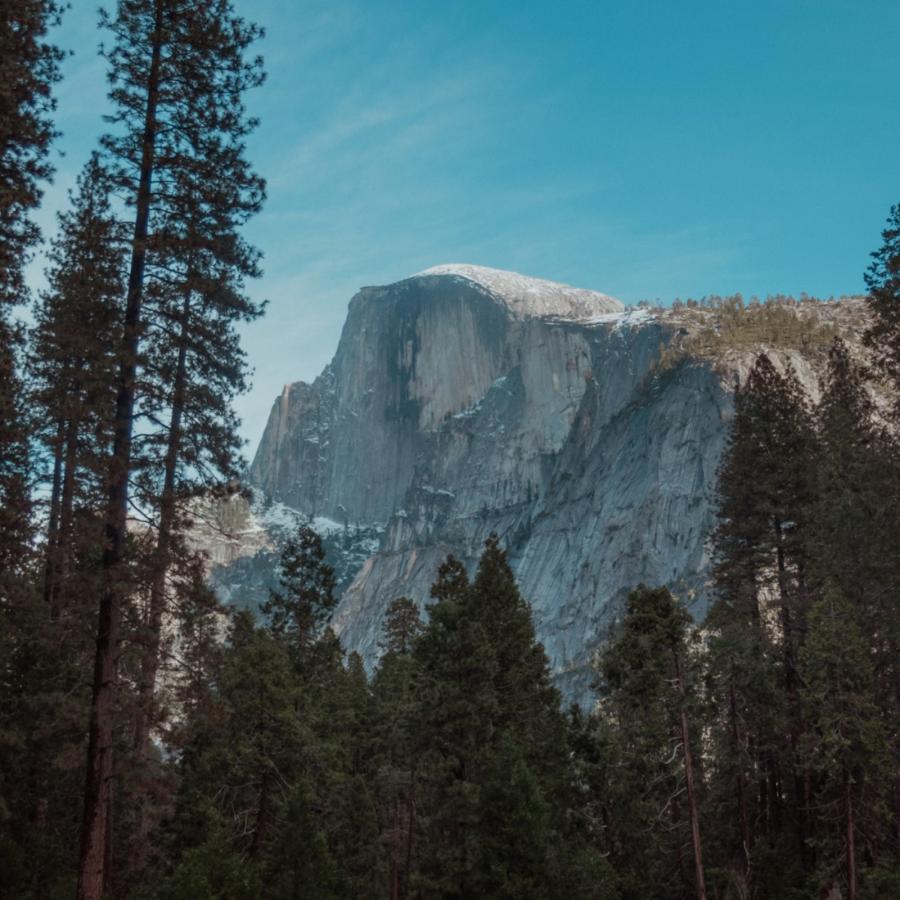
<box><xmin>231</xmin><ymin>264</ymin><xmax>862</xmax><ymax>702</ymax></box>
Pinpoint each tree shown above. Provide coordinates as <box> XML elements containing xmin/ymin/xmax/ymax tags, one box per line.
<box><xmin>800</xmin><ymin>582</ymin><xmax>888</xmax><ymax>899</ymax></box>
<box><xmin>0</xmin><ymin>0</ymin><xmax>64</xmax><ymax>308</ymax></box>
<box><xmin>263</xmin><ymin>779</ymin><xmax>338</xmax><ymax>900</ymax></box>
<box><xmin>0</xmin><ymin>0</ymin><xmax>63</xmax><ymax>611</ymax></box>
<box><xmin>263</xmin><ymin>525</ymin><xmax>337</xmax><ymax>659</ymax></box>
<box><xmin>473</xmin><ymin>734</ymin><xmax>557</xmax><ymax>900</ymax></box>
<box><xmin>864</xmin><ymin>203</ymin><xmax>900</xmax><ymax>404</ymax></box>
<box><xmin>594</xmin><ymin>586</ymin><xmax>707</xmax><ymax>900</ymax></box>
<box><xmin>412</xmin><ymin>538</ymin><xmax>576</xmax><ymax>898</ymax></box>
<box><xmin>810</xmin><ymin>339</ymin><xmax>900</xmax><ymax>704</ymax></box>
<box><xmin>708</xmin><ymin>353</ymin><xmax>817</xmax><ymax>873</ymax></box>
<box><xmin>712</xmin><ymin>353</ymin><xmax>815</xmax><ymax>665</ymax></box>
<box><xmin>77</xmin><ymin>3</ymin><xmax>266</xmax><ymax>894</ymax></box>
<box><xmin>30</xmin><ymin>153</ymin><xmax>125</xmax><ymax>616</ymax></box>
<box><xmin>170</xmin><ymin>612</ymin><xmax>307</xmax><ymax>869</ymax></box>
<box><xmin>380</xmin><ymin>596</ymin><xmax>423</xmax><ymax>656</ymax></box>
<box><xmin>372</xmin><ymin>599</ymin><xmax>424</xmax><ymax>899</ymax></box>
<box><xmin>412</xmin><ymin>553</ymin><xmax>496</xmax><ymax>896</ymax></box>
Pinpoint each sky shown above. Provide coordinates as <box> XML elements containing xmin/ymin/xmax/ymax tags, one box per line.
<box><xmin>30</xmin><ymin>0</ymin><xmax>900</xmax><ymax>455</ymax></box>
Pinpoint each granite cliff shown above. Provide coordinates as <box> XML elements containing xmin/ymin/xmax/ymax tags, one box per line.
<box><xmin>201</xmin><ymin>264</ymin><xmax>863</xmax><ymax>701</ymax></box>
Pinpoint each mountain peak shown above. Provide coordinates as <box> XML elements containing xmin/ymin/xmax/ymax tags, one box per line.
<box><xmin>412</xmin><ymin>263</ymin><xmax>624</xmax><ymax>320</ymax></box>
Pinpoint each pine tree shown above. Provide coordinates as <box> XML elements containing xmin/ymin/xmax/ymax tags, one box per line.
<box><xmin>800</xmin><ymin>582</ymin><xmax>888</xmax><ymax>900</ymax></box>
<box><xmin>170</xmin><ymin>611</ymin><xmax>306</xmax><ymax>872</ymax></box>
<box><xmin>412</xmin><ymin>553</ymin><xmax>497</xmax><ymax>896</ymax></box>
<box><xmin>263</xmin><ymin>524</ymin><xmax>337</xmax><ymax>660</ymax></box>
<box><xmin>810</xmin><ymin>338</ymin><xmax>900</xmax><ymax>708</ymax></box>
<box><xmin>412</xmin><ymin>538</ymin><xmax>577</xmax><ymax>898</ymax></box>
<box><xmin>77</xmin><ymin>3</ymin><xmax>266</xmax><ymax>894</ymax></box>
<box><xmin>864</xmin><ymin>203</ymin><xmax>900</xmax><ymax>405</ymax></box>
<box><xmin>263</xmin><ymin>778</ymin><xmax>338</xmax><ymax>900</ymax></box>
<box><xmin>30</xmin><ymin>153</ymin><xmax>125</xmax><ymax>617</ymax></box>
<box><xmin>0</xmin><ymin>0</ymin><xmax>63</xmax><ymax>609</ymax></box>
<box><xmin>380</xmin><ymin>596</ymin><xmax>423</xmax><ymax>656</ymax></box>
<box><xmin>0</xmin><ymin>0</ymin><xmax>64</xmax><ymax>309</ymax></box>
<box><xmin>372</xmin><ymin>598</ymin><xmax>424</xmax><ymax>899</ymax></box>
<box><xmin>473</xmin><ymin>734</ymin><xmax>556</xmax><ymax>900</ymax></box>
<box><xmin>701</xmin><ymin>601</ymin><xmax>782</xmax><ymax>892</ymax></box>
<box><xmin>712</xmin><ymin>353</ymin><xmax>816</xmax><ymax>659</ymax></box>
<box><xmin>594</xmin><ymin>585</ymin><xmax>707</xmax><ymax>900</ymax></box>
<box><xmin>707</xmin><ymin>352</ymin><xmax>817</xmax><ymax>875</ymax></box>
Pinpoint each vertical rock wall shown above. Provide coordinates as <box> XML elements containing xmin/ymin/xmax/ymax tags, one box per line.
<box><xmin>242</xmin><ymin>267</ymin><xmax>853</xmax><ymax>702</ymax></box>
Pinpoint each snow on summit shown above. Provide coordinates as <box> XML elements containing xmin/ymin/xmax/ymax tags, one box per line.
<box><xmin>413</xmin><ymin>263</ymin><xmax>624</xmax><ymax>321</ymax></box>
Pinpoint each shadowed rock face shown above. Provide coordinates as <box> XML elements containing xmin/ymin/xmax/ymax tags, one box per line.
<box><xmin>240</xmin><ymin>265</ymin><xmax>858</xmax><ymax>703</ymax></box>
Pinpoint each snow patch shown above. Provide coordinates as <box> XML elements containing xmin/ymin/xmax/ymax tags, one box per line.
<box><xmin>414</xmin><ymin>263</ymin><xmax>623</xmax><ymax>321</ymax></box>
<box><xmin>581</xmin><ymin>307</ymin><xmax>656</xmax><ymax>331</ymax></box>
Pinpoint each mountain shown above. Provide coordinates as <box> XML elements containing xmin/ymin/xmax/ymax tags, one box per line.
<box><xmin>197</xmin><ymin>264</ymin><xmax>864</xmax><ymax>702</ymax></box>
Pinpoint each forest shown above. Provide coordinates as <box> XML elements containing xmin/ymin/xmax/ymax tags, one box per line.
<box><xmin>2</xmin><ymin>2</ymin><xmax>900</xmax><ymax>899</ymax></box>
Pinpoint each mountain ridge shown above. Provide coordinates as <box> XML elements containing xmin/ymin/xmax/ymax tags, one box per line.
<box><xmin>200</xmin><ymin>266</ymin><xmax>867</xmax><ymax>702</ymax></box>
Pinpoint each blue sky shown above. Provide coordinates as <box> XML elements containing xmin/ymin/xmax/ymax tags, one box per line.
<box><xmin>32</xmin><ymin>0</ymin><xmax>900</xmax><ymax>452</ymax></box>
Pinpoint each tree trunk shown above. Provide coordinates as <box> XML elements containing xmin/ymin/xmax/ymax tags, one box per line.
<box><xmin>54</xmin><ymin>415</ymin><xmax>79</xmax><ymax>610</ymax></box>
<box><xmin>729</xmin><ymin>671</ymin><xmax>751</xmax><ymax>871</ymax></box>
<box><xmin>404</xmin><ymin>791</ymin><xmax>416</xmax><ymax>900</ymax></box>
<box><xmin>128</xmin><ymin>288</ymin><xmax>190</xmax><ymax>881</ymax></box>
<box><xmin>76</xmin><ymin>4</ymin><xmax>164</xmax><ymax>897</ymax></box>
<box><xmin>675</xmin><ymin>649</ymin><xmax>707</xmax><ymax>900</ymax></box>
<box><xmin>43</xmin><ymin>412</ymin><xmax>78</xmax><ymax>616</ymax></box>
<box><xmin>250</xmin><ymin>772</ymin><xmax>272</xmax><ymax>862</ymax></box>
<box><xmin>773</xmin><ymin>516</ymin><xmax>795</xmax><ymax>687</ymax></box>
<box><xmin>390</xmin><ymin>801</ymin><xmax>400</xmax><ymax>900</ymax></box>
<box><xmin>133</xmin><ymin>287</ymin><xmax>190</xmax><ymax>759</ymax></box>
<box><xmin>42</xmin><ymin>418</ymin><xmax>65</xmax><ymax>611</ymax></box>
<box><xmin>846</xmin><ymin>771</ymin><xmax>857</xmax><ymax>900</ymax></box>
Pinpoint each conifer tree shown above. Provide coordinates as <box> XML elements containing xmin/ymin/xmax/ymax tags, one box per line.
<box><xmin>594</xmin><ymin>585</ymin><xmax>707</xmax><ymax>900</ymax></box>
<box><xmin>0</xmin><ymin>0</ymin><xmax>63</xmax><ymax>599</ymax></box>
<box><xmin>172</xmin><ymin>611</ymin><xmax>306</xmax><ymax>867</ymax></box>
<box><xmin>810</xmin><ymin>338</ymin><xmax>900</xmax><ymax>702</ymax></box>
<box><xmin>30</xmin><ymin>153</ymin><xmax>125</xmax><ymax>615</ymax></box>
<box><xmin>77</xmin><ymin>4</ymin><xmax>266</xmax><ymax>893</ymax></box>
<box><xmin>707</xmin><ymin>353</ymin><xmax>817</xmax><ymax>872</ymax></box>
<box><xmin>712</xmin><ymin>353</ymin><xmax>815</xmax><ymax>658</ymax></box>
<box><xmin>864</xmin><ymin>203</ymin><xmax>900</xmax><ymax>405</ymax></box>
<box><xmin>372</xmin><ymin>598</ymin><xmax>423</xmax><ymax>899</ymax></box>
<box><xmin>380</xmin><ymin>596</ymin><xmax>423</xmax><ymax>656</ymax></box>
<box><xmin>413</xmin><ymin>539</ymin><xmax>577</xmax><ymax>898</ymax></box>
<box><xmin>264</xmin><ymin>778</ymin><xmax>338</xmax><ymax>900</ymax></box>
<box><xmin>263</xmin><ymin>524</ymin><xmax>337</xmax><ymax>660</ymax></box>
<box><xmin>413</xmin><ymin>553</ymin><xmax>497</xmax><ymax>895</ymax></box>
<box><xmin>800</xmin><ymin>582</ymin><xmax>888</xmax><ymax>900</ymax></box>
<box><xmin>0</xmin><ymin>0</ymin><xmax>63</xmax><ymax>308</ymax></box>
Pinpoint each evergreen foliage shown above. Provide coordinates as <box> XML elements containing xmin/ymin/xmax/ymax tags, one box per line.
<box><xmin>0</xmin><ymin>0</ymin><xmax>64</xmax><ymax>308</ymax></box>
<box><xmin>263</xmin><ymin>524</ymin><xmax>337</xmax><ymax>657</ymax></box>
<box><xmin>865</xmin><ymin>203</ymin><xmax>900</xmax><ymax>400</ymax></box>
<box><xmin>0</xmin><ymin>7</ymin><xmax>898</xmax><ymax>895</ymax></box>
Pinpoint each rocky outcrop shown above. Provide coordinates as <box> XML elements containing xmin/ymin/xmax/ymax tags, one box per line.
<box><xmin>221</xmin><ymin>265</ymin><xmax>864</xmax><ymax>703</ymax></box>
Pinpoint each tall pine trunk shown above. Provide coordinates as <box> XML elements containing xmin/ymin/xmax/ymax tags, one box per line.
<box><xmin>76</xmin><ymin>4</ymin><xmax>163</xmax><ymax>897</ymax></box>
<box><xmin>128</xmin><ymin>288</ymin><xmax>190</xmax><ymax>877</ymax></box>
<box><xmin>42</xmin><ymin>418</ymin><xmax>65</xmax><ymax>611</ymax></box>
<box><xmin>674</xmin><ymin>649</ymin><xmax>707</xmax><ymax>900</ymax></box>
<box><xmin>250</xmin><ymin>771</ymin><xmax>272</xmax><ymax>862</ymax></box>
<box><xmin>845</xmin><ymin>770</ymin><xmax>857</xmax><ymax>900</ymax></box>
<box><xmin>56</xmin><ymin>415</ymin><xmax>79</xmax><ymax>604</ymax></box>
<box><xmin>133</xmin><ymin>287</ymin><xmax>190</xmax><ymax>759</ymax></box>
<box><xmin>729</xmin><ymin>671</ymin><xmax>751</xmax><ymax>871</ymax></box>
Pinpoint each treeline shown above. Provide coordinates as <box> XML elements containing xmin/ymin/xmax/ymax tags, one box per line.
<box><xmin>3</xmin><ymin>2</ymin><xmax>900</xmax><ymax>899</ymax></box>
<box><xmin>656</xmin><ymin>295</ymin><xmax>843</xmax><ymax>371</ymax></box>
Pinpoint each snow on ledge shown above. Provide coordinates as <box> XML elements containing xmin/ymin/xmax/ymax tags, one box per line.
<box><xmin>413</xmin><ymin>263</ymin><xmax>624</xmax><ymax>321</ymax></box>
<box><xmin>579</xmin><ymin>307</ymin><xmax>656</xmax><ymax>330</ymax></box>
